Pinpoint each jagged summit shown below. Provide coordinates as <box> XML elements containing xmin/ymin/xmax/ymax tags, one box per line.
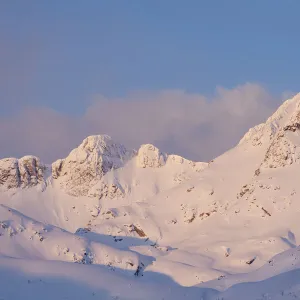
<box><xmin>136</xmin><ymin>144</ymin><xmax>167</xmax><ymax>168</ymax></box>
<box><xmin>49</xmin><ymin>135</ymin><xmax>206</xmax><ymax>197</ymax></box>
<box><xmin>239</xmin><ymin>93</ymin><xmax>300</xmax><ymax>147</ymax></box>
<box><xmin>2</xmin><ymin>94</ymin><xmax>300</xmax><ymax>196</ymax></box>
<box><xmin>76</xmin><ymin>135</ymin><xmax>132</xmax><ymax>160</ymax></box>
<box><xmin>236</xmin><ymin>93</ymin><xmax>300</xmax><ymax>169</ymax></box>
<box><xmin>5</xmin><ymin>92</ymin><xmax>300</xmax><ymax>195</ymax></box>
<box><xmin>0</xmin><ymin>156</ymin><xmax>46</xmax><ymax>190</ymax></box>
<box><xmin>52</xmin><ymin>135</ymin><xmax>135</xmax><ymax>196</ymax></box>
<box><xmin>0</xmin><ymin>134</ymin><xmax>207</xmax><ymax>195</ymax></box>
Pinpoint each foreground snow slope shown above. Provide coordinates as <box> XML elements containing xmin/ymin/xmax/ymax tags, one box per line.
<box><xmin>2</xmin><ymin>246</ymin><xmax>300</xmax><ymax>300</ymax></box>
<box><xmin>1</xmin><ymin>93</ymin><xmax>300</xmax><ymax>298</ymax></box>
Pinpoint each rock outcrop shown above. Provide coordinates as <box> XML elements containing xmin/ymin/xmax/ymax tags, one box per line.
<box><xmin>261</xmin><ymin>130</ymin><xmax>299</xmax><ymax>168</ymax></box>
<box><xmin>239</xmin><ymin>94</ymin><xmax>300</xmax><ymax>147</ymax></box>
<box><xmin>238</xmin><ymin>93</ymin><xmax>300</xmax><ymax>169</ymax></box>
<box><xmin>0</xmin><ymin>135</ymin><xmax>207</xmax><ymax>196</ymax></box>
<box><xmin>136</xmin><ymin>145</ymin><xmax>207</xmax><ymax>171</ymax></box>
<box><xmin>136</xmin><ymin>144</ymin><xmax>167</xmax><ymax>168</ymax></box>
<box><xmin>0</xmin><ymin>156</ymin><xmax>45</xmax><ymax>189</ymax></box>
<box><xmin>52</xmin><ymin>135</ymin><xmax>134</xmax><ymax>196</ymax></box>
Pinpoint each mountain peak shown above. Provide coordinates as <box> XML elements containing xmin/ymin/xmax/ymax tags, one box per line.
<box><xmin>136</xmin><ymin>144</ymin><xmax>167</xmax><ymax>168</ymax></box>
<box><xmin>236</xmin><ymin>93</ymin><xmax>300</xmax><ymax>169</ymax></box>
<box><xmin>0</xmin><ymin>155</ymin><xmax>46</xmax><ymax>190</ymax></box>
<box><xmin>52</xmin><ymin>135</ymin><xmax>135</xmax><ymax>196</ymax></box>
<box><xmin>239</xmin><ymin>93</ymin><xmax>300</xmax><ymax>147</ymax></box>
<box><xmin>80</xmin><ymin>135</ymin><xmax>128</xmax><ymax>157</ymax></box>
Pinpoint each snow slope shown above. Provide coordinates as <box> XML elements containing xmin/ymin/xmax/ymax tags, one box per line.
<box><xmin>2</xmin><ymin>93</ymin><xmax>300</xmax><ymax>298</ymax></box>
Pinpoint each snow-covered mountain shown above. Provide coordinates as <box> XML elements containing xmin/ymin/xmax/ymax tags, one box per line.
<box><xmin>2</xmin><ymin>93</ymin><xmax>300</xmax><ymax>299</ymax></box>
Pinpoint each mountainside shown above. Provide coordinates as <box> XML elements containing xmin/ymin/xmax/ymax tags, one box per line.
<box><xmin>2</xmin><ymin>93</ymin><xmax>300</xmax><ymax>299</ymax></box>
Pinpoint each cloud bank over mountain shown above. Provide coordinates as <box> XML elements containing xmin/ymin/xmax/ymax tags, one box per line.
<box><xmin>0</xmin><ymin>83</ymin><xmax>288</xmax><ymax>162</ymax></box>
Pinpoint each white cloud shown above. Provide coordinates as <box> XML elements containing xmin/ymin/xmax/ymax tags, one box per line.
<box><xmin>0</xmin><ymin>83</ymin><xmax>283</xmax><ymax>163</ymax></box>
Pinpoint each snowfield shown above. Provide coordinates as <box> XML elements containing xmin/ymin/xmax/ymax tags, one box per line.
<box><xmin>2</xmin><ymin>94</ymin><xmax>300</xmax><ymax>298</ymax></box>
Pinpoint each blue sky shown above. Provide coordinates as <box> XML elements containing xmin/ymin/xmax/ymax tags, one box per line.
<box><xmin>0</xmin><ymin>1</ymin><xmax>299</xmax><ymax>161</ymax></box>
<box><xmin>1</xmin><ymin>1</ymin><xmax>299</xmax><ymax>113</ymax></box>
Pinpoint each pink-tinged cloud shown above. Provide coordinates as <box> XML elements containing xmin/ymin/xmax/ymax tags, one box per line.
<box><xmin>0</xmin><ymin>83</ymin><xmax>285</xmax><ymax>163</ymax></box>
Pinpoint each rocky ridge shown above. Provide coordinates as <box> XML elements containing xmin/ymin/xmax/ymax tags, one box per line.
<box><xmin>0</xmin><ymin>156</ymin><xmax>46</xmax><ymax>190</ymax></box>
<box><xmin>2</xmin><ymin>93</ymin><xmax>300</xmax><ymax>197</ymax></box>
<box><xmin>0</xmin><ymin>135</ymin><xmax>207</xmax><ymax>197</ymax></box>
<box><xmin>51</xmin><ymin>135</ymin><xmax>135</xmax><ymax>196</ymax></box>
<box><xmin>239</xmin><ymin>93</ymin><xmax>300</xmax><ymax>169</ymax></box>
